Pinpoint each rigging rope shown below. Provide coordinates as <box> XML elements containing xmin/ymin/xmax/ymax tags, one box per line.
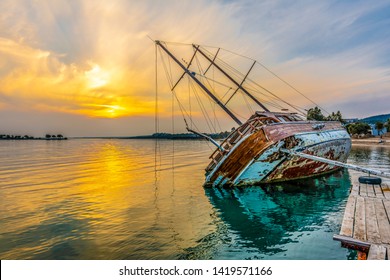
<box><xmin>160</xmin><ymin>40</ymin><xmax>329</xmax><ymax>117</ymax></box>
<box><xmin>199</xmin><ymin>45</ymin><xmax>326</xmax><ymax>115</ymax></box>
<box><xmin>155</xmin><ymin>43</ymin><xmax>159</xmax><ymax>134</ymax></box>
<box><xmin>189</xmin><ymin>80</ymin><xmax>217</xmax><ymax>133</ymax></box>
<box><xmin>194</xmin><ymin>55</ymin><xmax>224</xmax><ymax>133</ymax></box>
<box><xmin>158</xmin><ymin>46</ymin><xmax>214</xmax><ymax>151</ymax></box>
<box><xmin>196</xmin><ymin>45</ymin><xmax>324</xmax><ymax>111</ymax></box>
<box><xmin>154</xmin><ymin>43</ymin><xmax>162</xmax><ymax>180</ymax></box>
<box><xmin>254</xmin><ymin>60</ymin><xmax>329</xmax><ymax>114</ymax></box>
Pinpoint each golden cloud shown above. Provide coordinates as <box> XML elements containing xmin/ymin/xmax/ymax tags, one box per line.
<box><xmin>0</xmin><ymin>37</ymin><xmax>157</xmax><ymax>118</ymax></box>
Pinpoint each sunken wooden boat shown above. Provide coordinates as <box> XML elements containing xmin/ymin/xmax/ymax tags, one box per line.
<box><xmin>155</xmin><ymin>41</ymin><xmax>351</xmax><ymax>187</ymax></box>
<box><xmin>205</xmin><ymin>111</ymin><xmax>351</xmax><ymax>186</ymax></box>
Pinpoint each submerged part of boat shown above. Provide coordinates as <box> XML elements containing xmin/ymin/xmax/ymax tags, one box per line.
<box><xmin>155</xmin><ymin>41</ymin><xmax>351</xmax><ymax>187</ymax></box>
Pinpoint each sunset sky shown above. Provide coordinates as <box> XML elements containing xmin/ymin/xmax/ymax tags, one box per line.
<box><xmin>1</xmin><ymin>0</ymin><xmax>390</xmax><ymax>136</ymax></box>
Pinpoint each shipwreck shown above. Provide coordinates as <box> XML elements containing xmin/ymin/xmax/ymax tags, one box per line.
<box><xmin>155</xmin><ymin>41</ymin><xmax>353</xmax><ymax>187</ymax></box>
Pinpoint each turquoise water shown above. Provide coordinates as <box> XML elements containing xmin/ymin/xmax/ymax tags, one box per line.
<box><xmin>0</xmin><ymin>139</ymin><xmax>389</xmax><ymax>259</ymax></box>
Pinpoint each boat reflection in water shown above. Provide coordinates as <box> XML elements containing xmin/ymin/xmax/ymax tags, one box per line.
<box><xmin>202</xmin><ymin>170</ymin><xmax>356</xmax><ymax>259</ymax></box>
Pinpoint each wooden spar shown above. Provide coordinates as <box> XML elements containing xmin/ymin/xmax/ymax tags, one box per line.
<box><xmin>225</xmin><ymin>60</ymin><xmax>256</xmax><ymax>106</ymax></box>
<box><xmin>333</xmin><ymin>235</ymin><xmax>371</xmax><ymax>249</ymax></box>
<box><xmin>280</xmin><ymin>148</ymin><xmax>390</xmax><ymax>179</ymax></box>
<box><xmin>194</xmin><ymin>44</ymin><xmax>270</xmax><ymax>112</ymax></box>
<box><xmin>171</xmin><ymin>48</ymin><xmax>199</xmax><ymax>91</ymax></box>
<box><xmin>186</xmin><ymin>127</ymin><xmax>225</xmax><ymax>152</ymax></box>
<box><xmin>156</xmin><ymin>41</ymin><xmax>243</xmax><ymax>126</ymax></box>
<box><xmin>203</xmin><ymin>48</ymin><xmax>220</xmax><ymax>75</ymax></box>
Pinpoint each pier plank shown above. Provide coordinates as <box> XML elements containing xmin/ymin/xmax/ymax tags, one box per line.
<box><xmin>367</xmin><ymin>244</ymin><xmax>386</xmax><ymax>260</ymax></box>
<box><xmin>340</xmin><ymin>195</ymin><xmax>356</xmax><ymax>237</ymax></box>
<box><xmin>336</xmin><ymin>182</ymin><xmax>390</xmax><ymax>259</ymax></box>
<box><xmin>350</xmin><ymin>184</ymin><xmax>359</xmax><ymax>196</ymax></box>
<box><xmin>374</xmin><ymin>200</ymin><xmax>390</xmax><ymax>244</ymax></box>
<box><xmin>353</xmin><ymin>196</ymin><xmax>367</xmax><ymax>241</ymax></box>
<box><xmin>382</xmin><ymin>184</ymin><xmax>390</xmax><ymax>200</ymax></box>
<box><xmin>359</xmin><ymin>184</ymin><xmax>367</xmax><ymax>197</ymax></box>
<box><xmin>365</xmin><ymin>198</ymin><xmax>381</xmax><ymax>243</ymax></box>
<box><xmin>383</xmin><ymin>200</ymin><xmax>390</xmax><ymax>222</ymax></box>
<box><xmin>366</xmin><ymin>185</ymin><xmax>375</xmax><ymax>198</ymax></box>
<box><xmin>374</xmin><ymin>185</ymin><xmax>384</xmax><ymax>199</ymax></box>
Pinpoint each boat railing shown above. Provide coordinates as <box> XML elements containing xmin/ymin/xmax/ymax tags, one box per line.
<box><xmin>206</xmin><ymin>116</ymin><xmax>279</xmax><ymax>172</ymax></box>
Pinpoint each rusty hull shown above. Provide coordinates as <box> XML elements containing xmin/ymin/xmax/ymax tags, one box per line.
<box><xmin>205</xmin><ymin>121</ymin><xmax>351</xmax><ymax>187</ymax></box>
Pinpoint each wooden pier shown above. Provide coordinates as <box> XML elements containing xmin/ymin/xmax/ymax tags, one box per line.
<box><xmin>334</xmin><ymin>181</ymin><xmax>390</xmax><ymax>260</ymax></box>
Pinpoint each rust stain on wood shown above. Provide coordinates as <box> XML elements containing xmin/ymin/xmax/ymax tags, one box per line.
<box><xmin>207</xmin><ymin>121</ymin><xmax>347</xmax><ymax>185</ymax></box>
<box><xmin>210</xmin><ymin>129</ymin><xmax>269</xmax><ymax>183</ymax></box>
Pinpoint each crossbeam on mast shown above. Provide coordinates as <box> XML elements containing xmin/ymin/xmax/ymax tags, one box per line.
<box><xmin>171</xmin><ymin>48</ymin><xmax>198</xmax><ymax>91</ymax></box>
<box><xmin>203</xmin><ymin>48</ymin><xmax>220</xmax><ymax>75</ymax></box>
<box><xmin>225</xmin><ymin>60</ymin><xmax>256</xmax><ymax>106</ymax></box>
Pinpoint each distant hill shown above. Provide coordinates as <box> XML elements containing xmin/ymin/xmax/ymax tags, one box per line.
<box><xmin>360</xmin><ymin>113</ymin><xmax>390</xmax><ymax>124</ymax></box>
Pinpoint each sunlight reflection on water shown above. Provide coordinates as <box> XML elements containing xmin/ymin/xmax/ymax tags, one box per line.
<box><xmin>0</xmin><ymin>139</ymin><xmax>389</xmax><ymax>259</ymax></box>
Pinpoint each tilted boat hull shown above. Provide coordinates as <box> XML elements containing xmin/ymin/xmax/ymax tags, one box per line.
<box><xmin>155</xmin><ymin>43</ymin><xmax>351</xmax><ymax>187</ymax></box>
<box><xmin>205</xmin><ymin>121</ymin><xmax>351</xmax><ymax>187</ymax></box>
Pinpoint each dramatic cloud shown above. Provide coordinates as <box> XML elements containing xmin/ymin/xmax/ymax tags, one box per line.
<box><xmin>0</xmin><ymin>0</ymin><xmax>389</xmax><ymax>136</ymax></box>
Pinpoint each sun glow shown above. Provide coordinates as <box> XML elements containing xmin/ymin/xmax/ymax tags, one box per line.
<box><xmin>85</xmin><ymin>104</ymin><xmax>127</xmax><ymax>118</ymax></box>
<box><xmin>104</xmin><ymin>104</ymin><xmax>126</xmax><ymax>118</ymax></box>
<box><xmin>85</xmin><ymin>64</ymin><xmax>110</xmax><ymax>88</ymax></box>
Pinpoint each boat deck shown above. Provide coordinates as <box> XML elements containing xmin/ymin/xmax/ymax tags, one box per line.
<box><xmin>334</xmin><ymin>181</ymin><xmax>390</xmax><ymax>260</ymax></box>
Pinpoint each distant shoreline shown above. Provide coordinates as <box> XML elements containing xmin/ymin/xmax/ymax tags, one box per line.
<box><xmin>351</xmin><ymin>138</ymin><xmax>390</xmax><ymax>147</ymax></box>
<box><xmin>73</xmin><ymin>132</ymin><xmax>228</xmax><ymax>140</ymax></box>
<box><xmin>0</xmin><ymin>138</ymin><xmax>68</xmax><ymax>141</ymax></box>
<box><xmin>3</xmin><ymin>135</ymin><xmax>389</xmax><ymax>147</ymax></box>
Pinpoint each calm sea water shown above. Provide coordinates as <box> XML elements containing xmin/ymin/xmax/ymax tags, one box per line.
<box><xmin>0</xmin><ymin>139</ymin><xmax>389</xmax><ymax>260</ymax></box>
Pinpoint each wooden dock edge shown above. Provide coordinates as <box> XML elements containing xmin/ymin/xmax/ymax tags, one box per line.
<box><xmin>333</xmin><ymin>234</ymin><xmax>389</xmax><ymax>260</ymax></box>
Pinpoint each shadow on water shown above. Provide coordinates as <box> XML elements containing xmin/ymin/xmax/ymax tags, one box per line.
<box><xmin>191</xmin><ymin>170</ymin><xmax>357</xmax><ymax>259</ymax></box>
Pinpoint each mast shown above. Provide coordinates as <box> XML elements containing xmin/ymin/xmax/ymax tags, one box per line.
<box><xmin>156</xmin><ymin>41</ymin><xmax>242</xmax><ymax>126</ymax></box>
<box><xmin>194</xmin><ymin>44</ymin><xmax>270</xmax><ymax>112</ymax></box>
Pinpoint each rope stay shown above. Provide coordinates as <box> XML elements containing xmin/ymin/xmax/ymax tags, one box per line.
<box><xmin>158</xmin><ymin>44</ymin><xmax>222</xmax><ymax>150</ymax></box>
<box><xmin>199</xmin><ymin>46</ymin><xmax>302</xmax><ymax>114</ymax></box>
<box><xmin>203</xmin><ymin>47</ymin><xmax>220</xmax><ymax>75</ymax></box>
<box><xmin>155</xmin><ymin>40</ymin><xmax>332</xmax><ymax>137</ymax></box>
<box><xmin>193</xmin><ymin>44</ymin><xmax>324</xmax><ymax>115</ymax></box>
<box><xmin>225</xmin><ymin>60</ymin><xmax>256</xmax><ymax>106</ymax></box>
<box><xmin>194</xmin><ymin>54</ymin><xmax>223</xmax><ymax>133</ymax></box>
<box><xmin>171</xmin><ymin>47</ymin><xmax>198</xmax><ymax>91</ymax></box>
<box><xmin>156</xmin><ymin>41</ymin><xmax>242</xmax><ymax>126</ymax></box>
<box><xmin>194</xmin><ymin>44</ymin><xmax>270</xmax><ymax>112</ymax></box>
<box><xmin>254</xmin><ymin>60</ymin><xmax>329</xmax><ymax>114</ymax></box>
<box><xmin>155</xmin><ymin>43</ymin><xmax>159</xmax><ymax>134</ymax></box>
<box><xmin>196</xmin><ymin>42</ymin><xmax>328</xmax><ymax>114</ymax></box>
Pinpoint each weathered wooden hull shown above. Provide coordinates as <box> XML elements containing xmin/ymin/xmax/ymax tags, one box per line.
<box><xmin>205</xmin><ymin>121</ymin><xmax>351</xmax><ymax>187</ymax></box>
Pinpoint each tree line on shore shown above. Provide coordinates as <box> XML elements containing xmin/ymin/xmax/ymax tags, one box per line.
<box><xmin>307</xmin><ymin>106</ymin><xmax>390</xmax><ymax>137</ymax></box>
<box><xmin>2</xmin><ymin>107</ymin><xmax>388</xmax><ymax>140</ymax></box>
<box><xmin>0</xmin><ymin>134</ymin><xmax>67</xmax><ymax>140</ymax></box>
